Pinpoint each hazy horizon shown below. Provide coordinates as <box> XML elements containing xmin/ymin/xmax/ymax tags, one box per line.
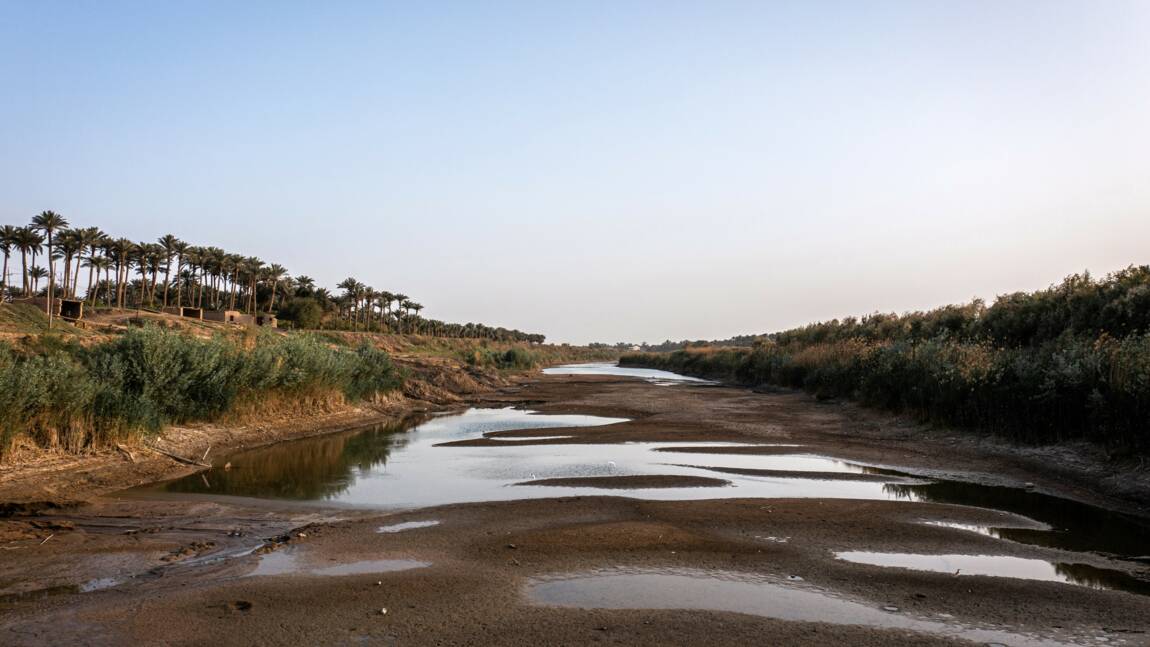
<box><xmin>3</xmin><ymin>2</ymin><xmax>1148</xmax><ymax>344</ymax></box>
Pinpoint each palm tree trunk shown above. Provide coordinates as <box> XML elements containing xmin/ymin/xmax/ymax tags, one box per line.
<box><xmin>117</xmin><ymin>262</ymin><xmax>125</xmax><ymax>309</ymax></box>
<box><xmin>20</xmin><ymin>249</ymin><xmax>28</xmax><ymax>296</ymax></box>
<box><xmin>86</xmin><ymin>263</ymin><xmax>95</xmax><ymax>305</ymax></box>
<box><xmin>73</xmin><ymin>254</ymin><xmax>83</xmax><ymax>299</ymax></box>
<box><xmin>61</xmin><ymin>255</ymin><xmax>71</xmax><ymax>298</ymax></box>
<box><xmin>46</xmin><ymin>232</ymin><xmax>56</xmax><ymax>328</ymax></box>
<box><xmin>174</xmin><ymin>257</ymin><xmax>183</xmax><ymax>307</ymax></box>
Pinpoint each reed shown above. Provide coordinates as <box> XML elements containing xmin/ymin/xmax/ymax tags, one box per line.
<box><xmin>0</xmin><ymin>326</ymin><xmax>403</xmax><ymax>455</ymax></box>
<box><xmin>621</xmin><ymin>266</ymin><xmax>1150</xmax><ymax>453</ymax></box>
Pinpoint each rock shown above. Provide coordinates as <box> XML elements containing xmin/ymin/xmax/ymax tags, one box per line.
<box><xmin>379</xmin><ymin>608</ymin><xmax>388</xmax><ymax>615</ymax></box>
<box><xmin>882</xmin><ymin>606</ymin><xmax>900</xmax><ymax>612</ymax></box>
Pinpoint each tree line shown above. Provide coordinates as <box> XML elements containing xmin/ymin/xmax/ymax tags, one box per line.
<box><xmin>622</xmin><ymin>266</ymin><xmax>1150</xmax><ymax>453</ymax></box>
<box><xmin>0</xmin><ymin>211</ymin><xmax>544</xmax><ymax>343</ymax></box>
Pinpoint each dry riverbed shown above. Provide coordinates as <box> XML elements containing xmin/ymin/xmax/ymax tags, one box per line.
<box><xmin>2</xmin><ymin>372</ymin><xmax>1149</xmax><ymax>646</ymax></box>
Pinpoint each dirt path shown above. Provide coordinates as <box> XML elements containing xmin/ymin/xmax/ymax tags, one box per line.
<box><xmin>2</xmin><ymin>374</ymin><xmax>1148</xmax><ymax>646</ymax></box>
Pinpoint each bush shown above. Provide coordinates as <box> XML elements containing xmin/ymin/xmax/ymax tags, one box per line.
<box><xmin>277</xmin><ymin>297</ymin><xmax>325</xmax><ymax>329</ymax></box>
<box><xmin>0</xmin><ymin>326</ymin><xmax>404</xmax><ymax>456</ymax></box>
<box><xmin>613</xmin><ymin>266</ymin><xmax>1147</xmax><ymax>453</ymax></box>
<box><xmin>465</xmin><ymin>346</ymin><xmax>539</xmax><ymax>370</ymax></box>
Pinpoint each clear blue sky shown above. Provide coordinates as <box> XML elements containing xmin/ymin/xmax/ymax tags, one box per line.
<box><xmin>2</xmin><ymin>1</ymin><xmax>1148</xmax><ymax>343</ymax></box>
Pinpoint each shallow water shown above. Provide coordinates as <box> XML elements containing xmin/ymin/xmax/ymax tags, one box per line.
<box><xmin>526</xmin><ymin>567</ymin><xmax>1077</xmax><ymax>646</ymax></box>
<box><xmin>542</xmin><ymin>362</ymin><xmax>715</xmax><ymax>383</ymax></box>
<box><xmin>151</xmin><ymin>402</ymin><xmax>1150</xmax><ymax>573</ymax></box>
<box><xmin>887</xmin><ymin>480</ymin><xmax>1150</xmax><ymax>559</ymax></box>
<box><xmin>154</xmin><ymin>409</ymin><xmax>903</xmax><ymax>507</ymax></box>
<box><xmin>834</xmin><ymin>551</ymin><xmax>1150</xmax><ymax>595</ymax></box>
<box><xmin>376</xmin><ymin>520</ymin><xmax>440</xmax><ymax>533</ymax></box>
<box><xmin>248</xmin><ymin>549</ymin><xmax>428</xmax><ymax>577</ymax></box>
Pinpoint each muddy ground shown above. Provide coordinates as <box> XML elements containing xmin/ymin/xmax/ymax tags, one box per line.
<box><xmin>2</xmin><ymin>374</ymin><xmax>1149</xmax><ymax>646</ymax></box>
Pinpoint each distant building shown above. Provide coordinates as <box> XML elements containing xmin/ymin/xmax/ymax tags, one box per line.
<box><xmin>201</xmin><ymin>310</ymin><xmax>277</xmax><ymax>328</ymax></box>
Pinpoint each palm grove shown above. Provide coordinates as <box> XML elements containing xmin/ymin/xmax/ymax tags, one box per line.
<box><xmin>1</xmin><ymin>211</ymin><xmax>545</xmax><ymax>343</ymax></box>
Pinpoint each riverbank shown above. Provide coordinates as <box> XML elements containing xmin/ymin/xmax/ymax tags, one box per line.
<box><xmin>0</xmin><ymin>350</ymin><xmax>523</xmax><ymax>503</ymax></box>
<box><xmin>620</xmin><ymin>352</ymin><xmax>1150</xmax><ymax>511</ymax></box>
<box><xmin>2</xmin><ymin>371</ymin><xmax>1149</xmax><ymax>645</ymax></box>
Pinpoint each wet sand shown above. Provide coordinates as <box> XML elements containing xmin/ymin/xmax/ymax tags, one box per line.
<box><xmin>2</xmin><ymin>374</ymin><xmax>1149</xmax><ymax>646</ymax></box>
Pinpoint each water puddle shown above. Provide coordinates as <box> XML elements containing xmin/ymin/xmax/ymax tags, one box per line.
<box><xmin>527</xmin><ymin>567</ymin><xmax>1077</xmax><ymax>646</ymax></box>
<box><xmin>376</xmin><ymin>520</ymin><xmax>440</xmax><ymax>533</ymax></box>
<box><xmin>79</xmin><ymin>577</ymin><xmax>123</xmax><ymax>593</ymax></box>
<box><xmin>249</xmin><ymin>549</ymin><xmax>429</xmax><ymax>577</ymax></box>
<box><xmin>835</xmin><ymin>551</ymin><xmax>1150</xmax><ymax>595</ymax></box>
<box><xmin>542</xmin><ymin>362</ymin><xmax>715</xmax><ymax>384</ymax></box>
<box><xmin>486</xmin><ymin>435</ymin><xmax>574</xmax><ymax>442</ymax></box>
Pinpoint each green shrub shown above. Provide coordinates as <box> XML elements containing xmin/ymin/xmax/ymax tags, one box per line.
<box><xmin>277</xmin><ymin>297</ymin><xmax>325</xmax><ymax>329</ymax></box>
<box><xmin>0</xmin><ymin>326</ymin><xmax>404</xmax><ymax>456</ymax></box>
<box><xmin>464</xmin><ymin>346</ymin><xmax>540</xmax><ymax>370</ymax></box>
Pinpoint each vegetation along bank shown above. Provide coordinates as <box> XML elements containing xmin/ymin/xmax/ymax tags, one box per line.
<box><xmin>622</xmin><ymin>266</ymin><xmax>1150</xmax><ymax>453</ymax></box>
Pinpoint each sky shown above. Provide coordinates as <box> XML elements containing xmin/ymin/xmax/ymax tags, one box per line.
<box><xmin>2</xmin><ymin>1</ymin><xmax>1148</xmax><ymax>344</ymax></box>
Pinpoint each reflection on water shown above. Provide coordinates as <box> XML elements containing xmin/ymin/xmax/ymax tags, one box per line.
<box><xmin>542</xmin><ymin>362</ymin><xmax>715</xmax><ymax>383</ymax></box>
<box><xmin>249</xmin><ymin>549</ymin><xmax>429</xmax><ymax>577</ymax></box>
<box><xmin>885</xmin><ymin>480</ymin><xmax>1150</xmax><ymax>559</ymax></box>
<box><xmin>152</xmin><ymin>406</ymin><xmax>1150</xmax><ymax>583</ymax></box>
<box><xmin>834</xmin><ymin>551</ymin><xmax>1150</xmax><ymax>594</ymax></box>
<box><xmin>165</xmin><ymin>422</ymin><xmax>413</xmax><ymax>501</ymax></box>
<box><xmin>527</xmin><ymin>568</ymin><xmax>1071</xmax><ymax>647</ymax></box>
<box><xmin>155</xmin><ymin>407</ymin><xmax>914</xmax><ymax>507</ymax></box>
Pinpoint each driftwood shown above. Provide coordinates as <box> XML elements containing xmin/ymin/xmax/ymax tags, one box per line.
<box><xmin>144</xmin><ymin>444</ymin><xmax>211</xmax><ymax>469</ymax></box>
<box><xmin>114</xmin><ymin>443</ymin><xmax>136</xmax><ymax>463</ymax></box>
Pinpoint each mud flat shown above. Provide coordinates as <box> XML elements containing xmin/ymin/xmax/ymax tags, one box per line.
<box><xmin>1</xmin><ymin>366</ymin><xmax>1148</xmax><ymax>646</ymax></box>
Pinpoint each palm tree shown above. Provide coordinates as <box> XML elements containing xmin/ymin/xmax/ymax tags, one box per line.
<box><xmin>157</xmin><ymin>234</ymin><xmax>183</xmax><ymax>308</ymax></box>
<box><xmin>83</xmin><ymin>254</ymin><xmax>109</xmax><ymax>306</ymax></box>
<box><xmin>170</xmin><ymin>240</ymin><xmax>189</xmax><ymax>307</ymax></box>
<box><xmin>56</xmin><ymin>228</ymin><xmax>82</xmax><ymax>298</ymax></box>
<box><xmin>408</xmin><ymin>302</ymin><xmax>424</xmax><ymax>334</ymax></box>
<box><xmin>224</xmin><ymin>254</ymin><xmax>243</xmax><ymax>310</ymax></box>
<box><xmin>31</xmin><ymin>211</ymin><xmax>69</xmax><ymax>327</ymax></box>
<box><xmin>0</xmin><ymin>225</ymin><xmax>16</xmax><ymax>298</ymax></box>
<box><xmin>79</xmin><ymin>228</ymin><xmax>106</xmax><ymax>301</ymax></box>
<box><xmin>265</xmin><ymin>263</ymin><xmax>288</xmax><ymax>313</ymax></box>
<box><xmin>109</xmin><ymin>238</ymin><xmax>135</xmax><ymax>309</ymax></box>
<box><xmin>294</xmin><ymin>275</ymin><xmax>315</xmax><ymax>297</ymax></box>
<box><xmin>393</xmin><ymin>293</ymin><xmax>409</xmax><ymax>333</ymax></box>
<box><xmin>14</xmin><ymin>227</ymin><xmax>41</xmax><ymax>296</ymax></box>
<box><xmin>244</xmin><ymin>258</ymin><xmax>263</xmax><ymax>313</ymax></box>
<box><xmin>28</xmin><ymin>266</ymin><xmax>47</xmax><ymax>293</ymax></box>
<box><xmin>337</xmin><ymin>278</ymin><xmax>360</xmax><ymax>329</ymax></box>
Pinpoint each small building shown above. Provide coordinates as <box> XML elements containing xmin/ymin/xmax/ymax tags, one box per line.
<box><xmin>59</xmin><ymin>299</ymin><xmax>84</xmax><ymax>321</ymax></box>
<box><xmin>25</xmin><ymin>297</ymin><xmax>83</xmax><ymax>320</ymax></box>
<box><xmin>162</xmin><ymin>307</ymin><xmax>203</xmax><ymax>320</ymax></box>
<box><xmin>204</xmin><ymin>310</ymin><xmax>268</xmax><ymax>326</ymax></box>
